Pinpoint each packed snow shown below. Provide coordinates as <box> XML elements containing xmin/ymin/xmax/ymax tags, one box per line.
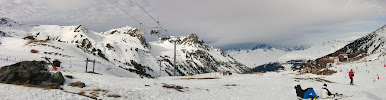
<box><xmin>1</xmin><ymin>56</ymin><xmax>386</xmax><ymax>99</ymax></box>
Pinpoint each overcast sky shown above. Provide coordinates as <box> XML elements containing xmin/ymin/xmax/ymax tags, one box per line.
<box><xmin>1</xmin><ymin>0</ymin><xmax>386</xmax><ymax>50</ymax></box>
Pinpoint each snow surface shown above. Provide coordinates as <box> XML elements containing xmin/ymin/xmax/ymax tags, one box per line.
<box><xmin>1</xmin><ymin>56</ymin><xmax>386</xmax><ymax>99</ymax></box>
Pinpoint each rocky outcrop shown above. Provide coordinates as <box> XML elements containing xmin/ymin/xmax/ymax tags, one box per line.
<box><xmin>51</xmin><ymin>71</ymin><xmax>65</xmax><ymax>85</ymax></box>
<box><xmin>0</xmin><ymin>31</ymin><xmax>10</xmax><ymax>37</ymax></box>
<box><xmin>69</xmin><ymin>81</ymin><xmax>85</xmax><ymax>88</ymax></box>
<box><xmin>0</xmin><ymin>61</ymin><xmax>51</xmax><ymax>84</ymax></box>
<box><xmin>181</xmin><ymin>33</ymin><xmax>204</xmax><ymax>46</ymax></box>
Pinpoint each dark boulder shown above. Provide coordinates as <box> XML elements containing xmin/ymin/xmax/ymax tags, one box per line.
<box><xmin>0</xmin><ymin>61</ymin><xmax>51</xmax><ymax>84</ymax></box>
<box><xmin>69</xmin><ymin>81</ymin><xmax>85</xmax><ymax>88</ymax></box>
<box><xmin>51</xmin><ymin>71</ymin><xmax>65</xmax><ymax>85</ymax></box>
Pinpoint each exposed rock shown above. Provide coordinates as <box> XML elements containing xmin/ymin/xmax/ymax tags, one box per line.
<box><xmin>31</xmin><ymin>49</ymin><xmax>39</xmax><ymax>53</ymax></box>
<box><xmin>51</xmin><ymin>71</ymin><xmax>65</xmax><ymax>85</ymax></box>
<box><xmin>181</xmin><ymin>33</ymin><xmax>204</xmax><ymax>45</ymax></box>
<box><xmin>23</xmin><ymin>36</ymin><xmax>35</xmax><ymax>40</ymax></box>
<box><xmin>64</xmin><ymin>75</ymin><xmax>74</xmax><ymax>79</ymax></box>
<box><xmin>0</xmin><ymin>61</ymin><xmax>51</xmax><ymax>84</ymax></box>
<box><xmin>69</xmin><ymin>81</ymin><xmax>85</xmax><ymax>88</ymax></box>
<box><xmin>0</xmin><ymin>31</ymin><xmax>10</xmax><ymax>37</ymax></box>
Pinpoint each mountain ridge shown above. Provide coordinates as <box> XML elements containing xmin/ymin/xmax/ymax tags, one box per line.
<box><xmin>0</xmin><ymin>18</ymin><xmax>251</xmax><ymax>78</ymax></box>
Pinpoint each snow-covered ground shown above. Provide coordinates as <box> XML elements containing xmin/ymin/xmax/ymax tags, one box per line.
<box><xmin>1</xmin><ymin>54</ymin><xmax>385</xmax><ymax>99</ymax></box>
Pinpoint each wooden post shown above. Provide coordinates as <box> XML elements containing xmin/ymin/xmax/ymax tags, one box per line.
<box><xmin>93</xmin><ymin>59</ymin><xmax>95</xmax><ymax>72</ymax></box>
<box><xmin>85</xmin><ymin>58</ymin><xmax>88</xmax><ymax>72</ymax></box>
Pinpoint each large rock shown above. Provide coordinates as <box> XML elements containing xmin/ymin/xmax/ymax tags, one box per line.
<box><xmin>0</xmin><ymin>61</ymin><xmax>51</xmax><ymax>84</ymax></box>
<box><xmin>51</xmin><ymin>71</ymin><xmax>65</xmax><ymax>85</ymax></box>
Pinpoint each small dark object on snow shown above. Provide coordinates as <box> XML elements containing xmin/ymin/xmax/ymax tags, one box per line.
<box><xmin>69</xmin><ymin>81</ymin><xmax>86</xmax><ymax>88</ymax></box>
<box><xmin>52</xmin><ymin>59</ymin><xmax>61</xmax><ymax>67</ymax></box>
<box><xmin>64</xmin><ymin>75</ymin><xmax>74</xmax><ymax>79</ymax></box>
<box><xmin>0</xmin><ymin>61</ymin><xmax>51</xmax><ymax>84</ymax></box>
<box><xmin>107</xmin><ymin>94</ymin><xmax>121</xmax><ymax>98</ymax></box>
<box><xmin>145</xmin><ymin>85</ymin><xmax>150</xmax><ymax>87</ymax></box>
<box><xmin>162</xmin><ymin>83</ymin><xmax>185</xmax><ymax>92</ymax></box>
<box><xmin>224</xmin><ymin>84</ymin><xmax>238</xmax><ymax>86</ymax></box>
<box><xmin>51</xmin><ymin>71</ymin><xmax>65</xmax><ymax>85</ymax></box>
<box><xmin>30</xmin><ymin>49</ymin><xmax>39</xmax><ymax>53</ymax></box>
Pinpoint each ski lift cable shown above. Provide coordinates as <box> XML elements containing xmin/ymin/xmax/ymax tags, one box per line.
<box><xmin>105</xmin><ymin>0</ymin><xmax>152</xmax><ymax>31</ymax></box>
<box><xmin>129</xmin><ymin>0</ymin><xmax>170</xmax><ymax>35</ymax></box>
<box><xmin>130</xmin><ymin>0</ymin><xmax>157</xmax><ymax>23</ymax></box>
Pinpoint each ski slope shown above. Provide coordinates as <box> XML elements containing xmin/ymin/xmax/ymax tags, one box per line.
<box><xmin>1</xmin><ymin>56</ymin><xmax>385</xmax><ymax>99</ymax></box>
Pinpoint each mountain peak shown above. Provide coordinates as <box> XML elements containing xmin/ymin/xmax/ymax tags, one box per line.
<box><xmin>0</xmin><ymin>18</ymin><xmax>23</xmax><ymax>27</ymax></box>
<box><xmin>180</xmin><ymin>33</ymin><xmax>204</xmax><ymax>45</ymax></box>
<box><xmin>251</xmin><ymin>44</ymin><xmax>273</xmax><ymax>50</ymax></box>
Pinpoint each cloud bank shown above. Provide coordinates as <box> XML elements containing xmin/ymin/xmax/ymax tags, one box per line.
<box><xmin>1</xmin><ymin>0</ymin><xmax>385</xmax><ymax>49</ymax></box>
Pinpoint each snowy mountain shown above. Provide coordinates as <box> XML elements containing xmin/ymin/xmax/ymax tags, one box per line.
<box><xmin>227</xmin><ymin>48</ymin><xmax>289</xmax><ymax>68</ymax></box>
<box><xmin>0</xmin><ymin>18</ymin><xmax>250</xmax><ymax>78</ymax></box>
<box><xmin>149</xmin><ymin>33</ymin><xmax>251</xmax><ymax>76</ymax></box>
<box><xmin>227</xmin><ymin>40</ymin><xmax>350</xmax><ymax>68</ymax></box>
<box><xmin>278</xmin><ymin>40</ymin><xmax>350</xmax><ymax>62</ymax></box>
<box><xmin>336</xmin><ymin>25</ymin><xmax>386</xmax><ymax>54</ymax></box>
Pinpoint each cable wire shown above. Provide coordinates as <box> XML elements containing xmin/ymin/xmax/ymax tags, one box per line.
<box><xmin>105</xmin><ymin>0</ymin><xmax>152</xmax><ymax>31</ymax></box>
<box><xmin>130</xmin><ymin>0</ymin><xmax>170</xmax><ymax>35</ymax></box>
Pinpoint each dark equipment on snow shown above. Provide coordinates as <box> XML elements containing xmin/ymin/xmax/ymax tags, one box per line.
<box><xmin>52</xmin><ymin>59</ymin><xmax>61</xmax><ymax>67</ymax></box>
<box><xmin>41</xmin><ymin>56</ymin><xmax>57</xmax><ymax>70</ymax></box>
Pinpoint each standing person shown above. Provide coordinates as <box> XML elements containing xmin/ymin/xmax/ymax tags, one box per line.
<box><xmin>349</xmin><ymin>69</ymin><xmax>355</xmax><ymax>85</ymax></box>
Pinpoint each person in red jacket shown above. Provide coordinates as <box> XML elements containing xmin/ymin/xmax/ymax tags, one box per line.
<box><xmin>349</xmin><ymin>69</ymin><xmax>355</xmax><ymax>85</ymax></box>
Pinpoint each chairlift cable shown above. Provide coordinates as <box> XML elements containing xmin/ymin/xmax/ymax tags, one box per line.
<box><xmin>104</xmin><ymin>0</ymin><xmax>151</xmax><ymax>31</ymax></box>
<box><xmin>129</xmin><ymin>0</ymin><xmax>170</xmax><ymax>35</ymax></box>
<box><xmin>131</xmin><ymin>0</ymin><xmax>158</xmax><ymax>23</ymax></box>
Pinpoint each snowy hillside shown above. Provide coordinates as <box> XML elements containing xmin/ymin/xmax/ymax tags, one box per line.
<box><xmin>337</xmin><ymin>25</ymin><xmax>386</xmax><ymax>54</ymax></box>
<box><xmin>0</xmin><ymin>18</ymin><xmax>250</xmax><ymax>78</ymax></box>
<box><xmin>149</xmin><ymin>33</ymin><xmax>251</xmax><ymax>76</ymax></box>
<box><xmin>278</xmin><ymin>40</ymin><xmax>350</xmax><ymax>62</ymax></box>
<box><xmin>227</xmin><ymin>48</ymin><xmax>288</xmax><ymax>68</ymax></box>
<box><xmin>227</xmin><ymin>40</ymin><xmax>349</xmax><ymax>68</ymax></box>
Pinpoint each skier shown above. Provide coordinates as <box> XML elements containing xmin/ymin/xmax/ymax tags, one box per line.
<box><xmin>349</xmin><ymin>69</ymin><xmax>355</xmax><ymax>85</ymax></box>
<box><xmin>320</xmin><ymin>84</ymin><xmax>335</xmax><ymax>98</ymax></box>
<box><xmin>295</xmin><ymin>85</ymin><xmax>318</xmax><ymax>99</ymax></box>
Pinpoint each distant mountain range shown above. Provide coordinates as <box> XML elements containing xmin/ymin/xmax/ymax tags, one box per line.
<box><xmin>227</xmin><ymin>40</ymin><xmax>351</xmax><ymax>68</ymax></box>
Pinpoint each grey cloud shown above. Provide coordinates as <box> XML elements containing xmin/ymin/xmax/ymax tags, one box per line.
<box><xmin>1</xmin><ymin>0</ymin><xmax>385</xmax><ymax>49</ymax></box>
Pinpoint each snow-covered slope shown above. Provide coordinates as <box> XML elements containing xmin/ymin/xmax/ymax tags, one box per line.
<box><xmin>0</xmin><ymin>18</ymin><xmax>250</xmax><ymax>78</ymax></box>
<box><xmin>227</xmin><ymin>40</ymin><xmax>349</xmax><ymax>68</ymax></box>
<box><xmin>1</xmin><ymin>54</ymin><xmax>385</xmax><ymax>100</ymax></box>
<box><xmin>149</xmin><ymin>34</ymin><xmax>251</xmax><ymax>76</ymax></box>
<box><xmin>337</xmin><ymin>25</ymin><xmax>386</xmax><ymax>54</ymax></box>
<box><xmin>279</xmin><ymin>40</ymin><xmax>350</xmax><ymax>62</ymax></box>
<box><xmin>227</xmin><ymin>48</ymin><xmax>288</xmax><ymax>68</ymax></box>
